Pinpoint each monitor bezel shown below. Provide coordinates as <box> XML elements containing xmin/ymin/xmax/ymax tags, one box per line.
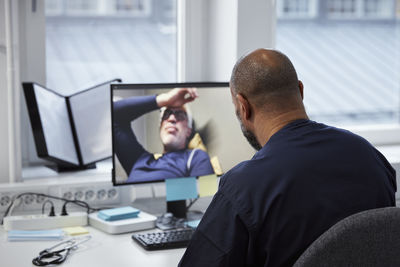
<box><xmin>111</xmin><ymin>82</ymin><xmax>229</xmax><ymax>186</ymax></box>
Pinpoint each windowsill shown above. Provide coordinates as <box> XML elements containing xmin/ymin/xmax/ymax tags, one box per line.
<box><xmin>21</xmin><ymin>160</ymin><xmax>112</xmax><ymax>185</ymax></box>
<box><xmin>375</xmin><ymin>145</ymin><xmax>400</xmax><ymax>164</ymax></box>
<box><xmin>15</xmin><ymin>144</ymin><xmax>400</xmax><ymax>206</ymax></box>
<box><xmin>344</xmin><ymin>124</ymin><xmax>400</xmax><ymax>147</ymax></box>
<box><xmin>20</xmin><ymin>144</ymin><xmax>400</xmax><ymax>182</ymax></box>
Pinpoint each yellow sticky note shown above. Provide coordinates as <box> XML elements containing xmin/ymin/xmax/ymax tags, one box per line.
<box><xmin>63</xmin><ymin>226</ymin><xmax>89</xmax><ymax>236</ymax></box>
<box><xmin>210</xmin><ymin>156</ymin><xmax>223</xmax><ymax>176</ymax></box>
<box><xmin>198</xmin><ymin>174</ymin><xmax>218</xmax><ymax>197</ymax></box>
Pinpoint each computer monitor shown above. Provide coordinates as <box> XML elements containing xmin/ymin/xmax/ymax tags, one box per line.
<box><xmin>23</xmin><ymin>79</ymin><xmax>121</xmax><ymax>171</ymax></box>
<box><xmin>111</xmin><ymin>82</ymin><xmax>255</xmax><ymax>218</ymax></box>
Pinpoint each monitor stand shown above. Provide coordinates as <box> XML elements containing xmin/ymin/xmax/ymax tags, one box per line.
<box><xmin>161</xmin><ymin>200</ymin><xmax>203</xmax><ymax>228</ymax></box>
<box><xmin>46</xmin><ymin>163</ymin><xmax>96</xmax><ymax>172</ymax></box>
<box><xmin>166</xmin><ymin>200</ymin><xmax>204</xmax><ymax>221</ymax></box>
<box><xmin>166</xmin><ymin>200</ymin><xmax>187</xmax><ymax>218</ymax></box>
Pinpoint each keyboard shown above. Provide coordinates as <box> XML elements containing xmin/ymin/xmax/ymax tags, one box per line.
<box><xmin>132</xmin><ymin>228</ymin><xmax>195</xmax><ymax>250</ymax></box>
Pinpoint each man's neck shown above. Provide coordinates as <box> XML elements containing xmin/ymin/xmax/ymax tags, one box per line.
<box><xmin>256</xmin><ymin>109</ymin><xmax>309</xmax><ymax>147</ymax></box>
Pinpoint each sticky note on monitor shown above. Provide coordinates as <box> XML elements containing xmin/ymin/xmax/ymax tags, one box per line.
<box><xmin>165</xmin><ymin>177</ymin><xmax>197</xmax><ymax>201</ymax></box>
<box><xmin>198</xmin><ymin>174</ymin><xmax>218</xmax><ymax>197</ymax></box>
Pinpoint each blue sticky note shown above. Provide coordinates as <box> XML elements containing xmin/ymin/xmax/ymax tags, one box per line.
<box><xmin>187</xmin><ymin>219</ymin><xmax>201</xmax><ymax>229</ymax></box>
<box><xmin>165</xmin><ymin>177</ymin><xmax>198</xmax><ymax>201</ymax></box>
<box><xmin>97</xmin><ymin>206</ymin><xmax>140</xmax><ymax>221</ymax></box>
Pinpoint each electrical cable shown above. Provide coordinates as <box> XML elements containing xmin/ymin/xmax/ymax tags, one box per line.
<box><xmin>60</xmin><ymin>199</ymin><xmax>91</xmax><ymax>216</ymax></box>
<box><xmin>41</xmin><ymin>200</ymin><xmax>55</xmax><ymax>216</ymax></box>
<box><xmin>186</xmin><ymin>198</ymin><xmax>198</xmax><ymax>211</ymax></box>
<box><xmin>1</xmin><ymin>192</ymin><xmax>108</xmax><ymax>225</ymax></box>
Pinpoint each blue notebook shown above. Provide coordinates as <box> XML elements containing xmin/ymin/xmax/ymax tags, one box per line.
<box><xmin>97</xmin><ymin>207</ymin><xmax>140</xmax><ymax>221</ymax></box>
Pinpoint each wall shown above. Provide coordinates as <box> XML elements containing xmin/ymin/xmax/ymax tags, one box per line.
<box><xmin>0</xmin><ymin>0</ymin><xmax>10</xmax><ymax>182</ymax></box>
<box><xmin>206</xmin><ymin>0</ymin><xmax>238</xmax><ymax>81</ymax></box>
<box><xmin>0</xmin><ymin>0</ymin><xmax>46</xmax><ymax>183</ymax></box>
<box><xmin>237</xmin><ymin>0</ymin><xmax>276</xmax><ymax>55</ymax></box>
<box><xmin>0</xmin><ymin>0</ymin><xmax>21</xmax><ymax>183</ymax></box>
<box><xmin>18</xmin><ymin>0</ymin><xmax>46</xmax><ymax>166</ymax></box>
<box><xmin>178</xmin><ymin>0</ymin><xmax>276</xmax><ymax>82</ymax></box>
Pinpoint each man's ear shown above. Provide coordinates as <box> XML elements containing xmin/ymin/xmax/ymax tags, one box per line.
<box><xmin>299</xmin><ymin>80</ymin><xmax>304</xmax><ymax>100</ymax></box>
<box><xmin>236</xmin><ymin>93</ymin><xmax>252</xmax><ymax>121</ymax></box>
<box><xmin>186</xmin><ymin>128</ymin><xmax>192</xmax><ymax>138</ymax></box>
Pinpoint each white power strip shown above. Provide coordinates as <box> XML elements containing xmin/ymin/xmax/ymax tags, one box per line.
<box><xmin>3</xmin><ymin>212</ymin><xmax>88</xmax><ymax>230</ymax></box>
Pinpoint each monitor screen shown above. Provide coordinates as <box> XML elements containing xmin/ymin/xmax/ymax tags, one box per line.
<box><xmin>111</xmin><ymin>82</ymin><xmax>255</xmax><ymax>186</ymax></box>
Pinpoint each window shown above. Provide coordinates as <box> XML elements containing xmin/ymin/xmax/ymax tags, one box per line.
<box><xmin>364</xmin><ymin>0</ymin><xmax>394</xmax><ymax>18</ymax></box>
<box><xmin>328</xmin><ymin>0</ymin><xmax>357</xmax><ymax>17</ymax></box>
<box><xmin>276</xmin><ymin>0</ymin><xmax>400</xmax><ymax>127</ymax></box>
<box><xmin>44</xmin><ymin>0</ymin><xmax>175</xmax><ymax>95</ymax></box>
<box><xmin>365</xmin><ymin>0</ymin><xmax>379</xmax><ymax>14</ymax></box>
<box><xmin>115</xmin><ymin>0</ymin><xmax>146</xmax><ymax>14</ymax></box>
<box><xmin>64</xmin><ymin>0</ymin><xmax>98</xmax><ymax>15</ymax></box>
<box><xmin>283</xmin><ymin>0</ymin><xmax>309</xmax><ymax>13</ymax></box>
<box><xmin>326</xmin><ymin>0</ymin><xmax>394</xmax><ymax>19</ymax></box>
<box><xmin>46</xmin><ymin>0</ymin><xmax>152</xmax><ymax>17</ymax></box>
<box><xmin>277</xmin><ymin>0</ymin><xmax>318</xmax><ymax>18</ymax></box>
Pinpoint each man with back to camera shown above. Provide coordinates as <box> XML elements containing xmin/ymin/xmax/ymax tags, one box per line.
<box><xmin>179</xmin><ymin>49</ymin><xmax>396</xmax><ymax>267</ymax></box>
<box><xmin>113</xmin><ymin>88</ymin><xmax>214</xmax><ymax>183</ymax></box>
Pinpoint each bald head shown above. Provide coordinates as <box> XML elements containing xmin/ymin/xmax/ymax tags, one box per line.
<box><xmin>230</xmin><ymin>49</ymin><xmax>303</xmax><ymax>113</ymax></box>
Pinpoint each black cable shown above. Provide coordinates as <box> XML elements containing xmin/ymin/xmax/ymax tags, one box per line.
<box><xmin>41</xmin><ymin>200</ymin><xmax>55</xmax><ymax>216</ymax></box>
<box><xmin>186</xmin><ymin>198</ymin><xmax>199</xmax><ymax>211</ymax></box>
<box><xmin>60</xmin><ymin>199</ymin><xmax>91</xmax><ymax>216</ymax></box>
<box><xmin>60</xmin><ymin>201</ymin><xmax>69</xmax><ymax>216</ymax></box>
<box><xmin>1</xmin><ymin>192</ymin><xmax>105</xmax><ymax>225</ymax></box>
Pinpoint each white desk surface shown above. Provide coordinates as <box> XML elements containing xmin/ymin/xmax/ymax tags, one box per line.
<box><xmin>0</xmin><ymin>226</ymin><xmax>185</xmax><ymax>267</ymax></box>
<box><xmin>0</xmin><ymin>196</ymin><xmax>215</xmax><ymax>267</ymax></box>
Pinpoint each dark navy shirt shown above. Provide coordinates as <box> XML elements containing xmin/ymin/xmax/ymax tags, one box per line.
<box><xmin>179</xmin><ymin>119</ymin><xmax>396</xmax><ymax>267</ymax></box>
<box><xmin>128</xmin><ymin>148</ymin><xmax>213</xmax><ymax>183</ymax></box>
<box><xmin>113</xmin><ymin>95</ymin><xmax>214</xmax><ymax>183</ymax></box>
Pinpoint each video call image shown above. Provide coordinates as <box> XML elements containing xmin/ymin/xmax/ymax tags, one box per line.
<box><xmin>112</xmin><ymin>85</ymin><xmax>255</xmax><ymax>185</ymax></box>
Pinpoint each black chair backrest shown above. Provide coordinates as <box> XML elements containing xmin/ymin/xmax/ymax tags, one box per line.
<box><xmin>293</xmin><ymin>207</ymin><xmax>400</xmax><ymax>267</ymax></box>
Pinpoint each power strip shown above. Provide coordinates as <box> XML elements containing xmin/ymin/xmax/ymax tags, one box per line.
<box><xmin>3</xmin><ymin>212</ymin><xmax>88</xmax><ymax>230</ymax></box>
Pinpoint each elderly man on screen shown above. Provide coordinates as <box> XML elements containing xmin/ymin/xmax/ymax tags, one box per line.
<box><xmin>113</xmin><ymin>88</ymin><xmax>214</xmax><ymax>183</ymax></box>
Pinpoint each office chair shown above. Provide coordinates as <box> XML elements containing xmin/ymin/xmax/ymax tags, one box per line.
<box><xmin>293</xmin><ymin>207</ymin><xmax>400</xmax><ymax>267</ymax></box>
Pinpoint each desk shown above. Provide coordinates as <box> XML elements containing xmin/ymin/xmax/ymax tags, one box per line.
<box><xmin>0</xmin><ymin>226</ymin><xmax>185</xmax><ymax>267</ymax></box>
<box><xmin>0</xmin><ymin>196</ymin><xmax>213</xmax><ymax>267</ymax></box>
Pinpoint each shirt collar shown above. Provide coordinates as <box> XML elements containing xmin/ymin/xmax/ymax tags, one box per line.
<box><xmin>253</xmin><ymin>118</ymin><xmax>311</xmax><ymax>159</ymax></box>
